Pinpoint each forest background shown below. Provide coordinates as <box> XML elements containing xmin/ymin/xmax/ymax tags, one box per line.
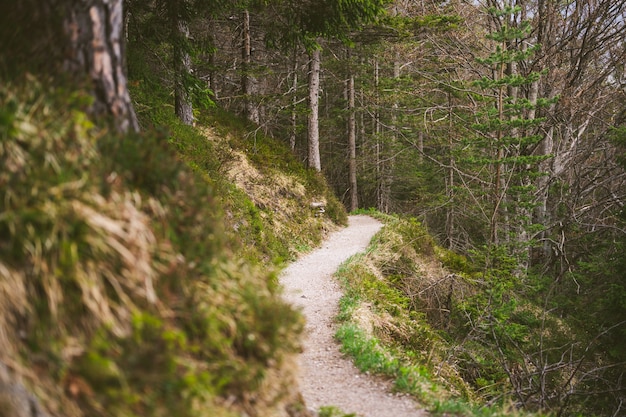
<box><xmin>1</xmin><ymin>0</ymin><xmax>626</xmax><ymax>416</ymax></box>
<box><xmin>142</xmin><ymin>1</ymin><xmax>626</xmax><ymax>413</ymax></box>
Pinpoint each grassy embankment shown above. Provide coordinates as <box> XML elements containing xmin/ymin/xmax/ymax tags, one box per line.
<box><xmin>333</xmin><ymin>211</ymin><xmax>558</xmax><ymax>417</ymax></box>
<box><xmin>0</xmin><ymin>69</ymin><xmax>346</xmax><ymax>417</ymax></box>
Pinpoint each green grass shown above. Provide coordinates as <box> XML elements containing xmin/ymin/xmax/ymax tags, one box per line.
<box><xmin>335</xmin><ymin>308</ymin><xmax>436</xmax><ymax>404</ymax></box>
<box><xmin>332</xmin><ymin>212</ymin><xmax>556</xmax><ymax>417</ymax></box>
<box><xmin>336</xmin><ymin>323</ymin><xmax>399</xmax><ymax>375</ymax></box>
<box><xmin>430</xmin><ymin>399</ymin><xmax>551</xmax><ymax>417</ymax></box>
<box><xmin>318</xmin><ymin>405</ymin><xmax>357</xmax><ymax>417</ymax></box>
<box><xmin>0</xmin><ymin>65</ymin><xmax>319</xmax><ymax>416</ymax></box>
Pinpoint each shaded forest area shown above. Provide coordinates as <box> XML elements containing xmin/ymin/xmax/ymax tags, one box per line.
<box><xmin>125</xmin><ymin>0</ymin><xmax>626</xmax><ymax>414</ymax></box>
<box><xmin>1</xmin><ymin>0</ymin><xmax>625</xmax><ymax>416</ymax></box>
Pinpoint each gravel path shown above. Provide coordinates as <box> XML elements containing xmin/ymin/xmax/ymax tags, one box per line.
<box><xmin>281</xmin><ymin>215</ymin><xmax>427</xmax><ymax>417</ymax></box>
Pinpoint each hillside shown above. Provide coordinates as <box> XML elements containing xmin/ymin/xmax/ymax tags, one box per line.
<box><xmin>1</xmin><ymin>76</ymin><xmax>620</xmax><ymax>417</ymax></box>
<box><xmin>2</xmin><ymin>68</ymin><xmax>623</xmax><ymax>417</ymax></box>
<box><xmin>0</xmin><ymin>74</ymin><xmax>348</xmax><ymax>417</ymax></box>
<box><xmin>2</xmin><ymin>1</ymin><xmax>626</xmax><ymax>416</ymax></box>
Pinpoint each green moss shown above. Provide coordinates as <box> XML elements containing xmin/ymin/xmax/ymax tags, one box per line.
<box><xmin>1</xmin><ymin>76</ymin><xmax>306</xmax><ymax>417</ymax></box>
<box><xmin>318</xmin><ymin>406</ymin><xmax>357</xmax><ymax>417</ymax></box>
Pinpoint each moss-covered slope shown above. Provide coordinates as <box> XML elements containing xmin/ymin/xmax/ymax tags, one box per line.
<box><xmin>0</xmin><ymin>73</ymin><xmax>345</xmax><ymax>417</ymax></box>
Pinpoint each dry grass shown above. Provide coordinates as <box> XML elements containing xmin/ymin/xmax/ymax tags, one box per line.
<box><xmin>0</xmin><ymin>79</ymin><xmax>309</xmax><ymax>417</ymax></box>
<box><xmin>335</xmin><ymin>216</ymin><xmax>480</xmax><ymax>403</ymax></box>
<box><xmin>201</xmin><ymin>126</ymin><xmax>338</xmax><ymax>259</ymax></box>
<box><xmin>0</xmin><ymin>81</ymin><xmax>176</xmax><ymax>407</ymax></box>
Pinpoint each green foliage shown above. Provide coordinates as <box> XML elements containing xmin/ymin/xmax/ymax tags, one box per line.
<box><xmin>332</xmin><ymin>213</ymin><xmax>586</xmax><ymax>416</ymax></box>
<box><xmin>335</xmin><ymin>321</ymin><xmax>436</xmax><ymax>403</ymax></box>
<box><xmin>463</xmin><ymin>6</ymin><xmax>558</xmax><ymax>267</ymax></box>
<box><xmin>318</xmin><ymin>406</ymin><xmax>357</xmax><ymax>417</ymax></box>
<box><xmin>437</xmin><ymin>248</ymin><xmax>478</xmax><ymax>276</ymax></box>
<box><xmin>333</xmin><ymin>219</ymin><xmax>467</xmax><ymax>405</ymax></box>
<box><xmin>432</xmin><ymin>398</ymin><xmax>545</xmax><ymax>417</ymax></box>
<box><xmin>395</xmin><ymin>217</ymin><xmax>436</xmax><ymax>256</ymax></box>
<box><xmin>268</xmin><ymin>0</ymin><xmax>388</xmax><ymax>51</ymax></box>
<box><xmin>128</xmin><ymin>41</ymin><xmax>347</xmax><ymax>267</ymax></box>
<box><xmin>0</xmin><ymin>76</ymin><xmax>305</xmax><ymax>417</ymax></box>
<box><xmin>338</xmin><ymin>257</ymin><xmax>411</xmax><ymax>317</ymax></box>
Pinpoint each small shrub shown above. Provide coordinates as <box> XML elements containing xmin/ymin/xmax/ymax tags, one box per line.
<box><xmin>318</xmin><ymin>406</ymin><xmax>357</xmax><ymax>417</ymax></box>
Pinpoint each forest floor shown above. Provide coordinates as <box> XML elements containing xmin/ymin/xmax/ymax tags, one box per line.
<box><xmin>280</xmin><ymin>215</ymin><xmax>428</xmax><ymax>417</ymax></box>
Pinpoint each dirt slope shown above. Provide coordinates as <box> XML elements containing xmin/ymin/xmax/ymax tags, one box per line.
<box><xmin>281</xmin><ymin>215</ymin><xmax>427</xmax><ymax>417</ymax></box>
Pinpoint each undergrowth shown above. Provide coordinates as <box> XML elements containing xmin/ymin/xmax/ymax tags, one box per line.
<box><xmin>0</xmin><ymin>75</ymin><xmax>308</xmax><ymax>417</ymax></box>
<box><xmin>333</xmin><ymin>214</ymin><xmax>551</xmax><ymax>417</ymax></box>
<box><xmin>129</xmin><ymin>44</ymin><xmax>347</xmax><ymax>267</ymax></box>
<box><xmin>317</xmin><ymin>405</ymin><xmax>357</xmax><ymax>417</ymax></box>
<box><xmin>0</xmin><ymin>33</ymin><xmax>352</xmax><ymax>416</ymax></box>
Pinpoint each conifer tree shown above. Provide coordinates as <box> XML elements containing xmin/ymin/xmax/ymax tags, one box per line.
<box><xmin>263</xmin><ymin>0</ymin><xmax>389</xmax><ymax>171</ymax></box>
<box><xmin>469</xmin><ymin>5</ymin><xmax>555</xmax><ymax>270</ymax></box>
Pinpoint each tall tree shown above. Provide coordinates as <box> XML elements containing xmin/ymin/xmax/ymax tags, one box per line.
<box><xmin>241</xmin><ymin>8</ymin><xmax>260</xmax><ymax>124</ymax></box>
<box><xmin>264</xmin><ymin>0</ymin><xmax>389</xmax><ymax>172</ymax></box>
<box><xmin>471</xmin><ymin>5</ymin><xmax>554</xmax><ymax>268</ymax></box>
<box><xmin>127</xmin><ymin>0</ymin><xmax>228</xmax><ymax>126</ymax></box>
<box><xmin>346</xmin><ymin>48</ymin><xmax>358</xmax><ymax>209</ymax></box>
<box><xmin>307</xmin><ymin>47</ymin><xmax>322</xmax><ymax>171</ymax></box>
<box><xmin>174</xmin><ymin>1</ymin><xmax>194</xmax><ymax>125</ymax></box>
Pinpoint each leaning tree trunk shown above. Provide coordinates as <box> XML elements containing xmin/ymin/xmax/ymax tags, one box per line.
<box><xmin>0</xmin><ymin>0</ymin><xmax>139</xmax><ymax>133</ymax></box>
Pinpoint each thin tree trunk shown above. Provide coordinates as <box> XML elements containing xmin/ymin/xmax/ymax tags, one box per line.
<box><xmin>417</xmin><ymin>130</ymin><xmax>424</xmax><ymax>163</ymax></box>
<box><xmin>290</xmin><ymin>48</ymin><xmax>299</xmax><ymax>152</ymax></box>
<box><xmin>446</xmin><ymin>92</ymin><xmax>455</xmax><ymax>250</ymax></box>
<box><xmin>307</xmin><ymin>47</ymin><xmax>321</xmax><ymax>171</ymax></box>
<box><xmin>490</xmin><ymin>57</ymin><xmax>507</xmax><ymax>247</ymax></box>
<box><xmin>242</xmin><ymin>9</ymin><xmax>259</xmax><ymax>124</ymax></box>
<box><xmin>175</xmin><ymin>17</ymin><xmax>194</xmax><ymax>126</ymax></box>
<box><xmin>347</xmin><ymin>49</ymin><xmax>358</xmax><ymax>211</ymax></box>
<box><xmin>374</xmin><ymin>58</ymin><xmax>382</xmax><ymax>211</ymax></box>
<box><xmin>208</xmin><ymin>48</ymin><xmax>218</xmax><ymax>99</ymax></box>
<box><xmin>374</xmin><ymin>58</ymin><xmax>388</xmax><ymax>212</ymax></box>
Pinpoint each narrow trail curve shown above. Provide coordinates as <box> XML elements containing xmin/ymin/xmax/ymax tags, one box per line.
<box><xmin>281</xmin><ymin>215</ymin><xmax>427</xmax><ymax>417</ymax></box>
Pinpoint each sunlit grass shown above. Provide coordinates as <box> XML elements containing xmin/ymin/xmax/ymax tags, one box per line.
<box><xmin>333</xmin><ymin>212</ymin><xmax>549</xmax><ymax>417</ymax></box>
<box><xmin>318</xmin><ymin>405</ymin><xmax>357</xmax><ymax>417</ymax></box>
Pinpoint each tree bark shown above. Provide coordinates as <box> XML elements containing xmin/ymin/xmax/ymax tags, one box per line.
<box><xmin>0</xmin><ymin>0</ymin><xmax>139</xmax><ymax>133</ymax></box>
<box><xmin>446</xmin><ymin>93</ymin><xmax>455</xmax><ymax>250</ymax></box>
<box><xmin>307</xmin><ymin>47</ymin><xmax>322</xmax><ymax>171</ymax></box>
<box><xmin>0</xmin><ymin>0</ymin><xmax>139</xmax><ymax>132</ymax></box>
<box><xmin>175</xmin><ymin>17</ymin><xmax>194</xmax><ymax>126</ymax></box>
<box><xmin>290</xmin><ymin>48</ymin><xmax>299</xmax><ymax>152</ymax></box>
<box><xmin>242</xmin><ymin>9</ymin><xmax>259</xmax><ymax>124</ymax></box>
<box><xmin>347</xmin><ymin>50</ymin><xmax>358</xmax><ymax>212</ymax></box>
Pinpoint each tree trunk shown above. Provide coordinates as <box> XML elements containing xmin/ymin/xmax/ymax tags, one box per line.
<box><xmin>290</xmin><ymin>48</ymin><xmax>299</xmax><ymax>152</ymax></box>
<box><xmin>0</xmin><ymin>0</ymin><xmax>139</xmax><ymax>133</ymax></box>
<box><xmin>307</xmin><ymin>47</ymin><xmax>322</xmax><ymax>171</ymax></box>
<box><xmin>175</xmin><ymin>17</ymin><xmax>194</xmax><ymax>126</ymax></box>
<box><xmin>374</xmin><ymin>57</ymin><xmax>391</xmax><ymax>213</ymax></box>
<box><xmin>347</xmin><ymin>49</ymin><xmax>358</xmax><ymax>211</ymax></box>
<box><xmin>446</xmin><ymin>92</ymin><xmax>455</xmax><ymax>250</ymax></box>
<box><xmin>490</xmin><ymin>57</ymin><xmax>507</xmax><ymax>247</ymax></box>
<box><xmin>242</xmin><ymin>9</ymin><xmax>259</xmax><ymax>124</ymax></box>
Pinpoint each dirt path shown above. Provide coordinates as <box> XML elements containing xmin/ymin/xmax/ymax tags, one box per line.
<box><xmin>280</xmin><ymin>215</ymin><xmax>427</xmax><ymax>417</ymax></box>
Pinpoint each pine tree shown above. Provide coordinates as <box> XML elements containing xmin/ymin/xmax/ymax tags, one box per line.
<box><xmin>469</xmin><ymin>5</ymin><xmax>556</xmax><ymax>271</ymax></box>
